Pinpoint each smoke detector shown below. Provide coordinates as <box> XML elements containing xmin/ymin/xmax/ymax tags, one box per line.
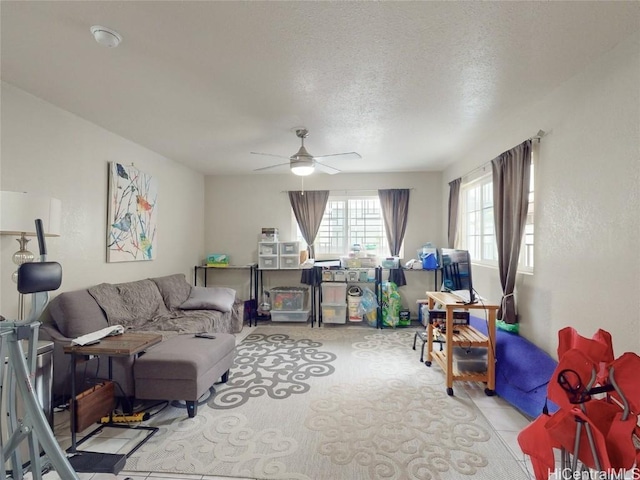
<box><xmin>90</xmin><ymin>25</ymin><xmax>122</xmax><ymax>48</ymax></box>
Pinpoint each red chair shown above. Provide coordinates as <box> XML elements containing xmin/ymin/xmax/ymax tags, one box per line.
<box><xmin>518</xmin><ymin>327</ymin><xmax>640</xmax><ymax>479</ymax></box>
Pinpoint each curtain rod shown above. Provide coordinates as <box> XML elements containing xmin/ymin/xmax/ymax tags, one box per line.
<box><xmin>461</xmin><ymin>130</ymin><xmax>545</xmax><ymax>182</ymax></box>
<box><xmin>281</xmin><ymin>188</ymin><xmax>415</xmax><ymax>193</ymax></box>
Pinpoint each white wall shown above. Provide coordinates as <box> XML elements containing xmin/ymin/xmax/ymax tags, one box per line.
<box><xmin>204</xmin><ymin>172</ymin><xmax>442</xmax><ymax>313</ymax></box>
<box><xmin>442</xmin><ymin>32</ymin><xmax>640</xmax><ymax>356</ymax></box>
<box><xmin>0</xmin><ymin>82</ymin><xmax>205</xmax><ymax>320</ymax></box>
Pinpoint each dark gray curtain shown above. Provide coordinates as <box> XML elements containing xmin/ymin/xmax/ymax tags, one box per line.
<box><xmin>491</xmin><ymin>140</ymin><xmax>532</xmax><ymax>324</ymax></box>
<box><xmin>378</xmin><ymin>189</ymin><xmax>410</xmax><ymax>287</ymax></box>
<box><xmin>447</xmin><ymin>178</ymin><xmax>461</xmax><ymax>248</ymax></box>
<box><xmin>288</xmin><ymin>190</ymin><xmax>329</xmax><ymax>259</ymax></box>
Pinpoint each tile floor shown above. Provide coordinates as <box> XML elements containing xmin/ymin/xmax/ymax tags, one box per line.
<box><xmin>21</xmin><ymin>326</ymin><xmax>536</xmax><ymax>480</ymax></box>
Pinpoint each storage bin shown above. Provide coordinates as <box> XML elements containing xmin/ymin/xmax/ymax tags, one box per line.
<box><xmin>359</xmin><ymin>257</ymin><xmax>378</xmax><ymax>268</ymax></box>
<box><xmin>261</xmin><ymin>228</ymin><xmax>279</xmax><ymax>241</ymax></box>
<box><xmin>271</xmin><ymin>309</ymin><xmax>309</xmax><ymax>322</ymax></box>
<box><xmin>332</xmin><ymin>270</ymin><xmax>347</xmax><ymax>282</ymax></box>
<box><xmin>452</xmin><ymin>347</ymin><xmax>487</xmax><ymax>373</ymax></box>
<box><xmin>279</xmin><ymin>241</ymin><xmax>299</xmax><ymax>255</ymax></box>
<box><xmin>322</xmin><ymin>305</ymin><xmax>346</xmax><ymax>324</ymax></box>
<box><xmin>280</xmin><ymin>255</ymin><xmax>300</xmax><ymax>269</ymax></box>
<box><xmin>381</xmin><ymin>257</ymin><xmax>399</xmax><ymax>269</ymax></box>
<box><xmin>258</xmin><ymin>256</ymin><xmax>278</xmax><ymax>269</ymax></box>
<box><xmin>340</xmin><ymin>257</ymin><xmax>361</xmax><ymax>268</ymax></box>
<box><xmin>321</xmin><ymin>283</ymin><xmax>347</xmax><ymax>304</ymax></box>
<box><xmin>270</xmin><ymin>287</ymin><xmax>308</xmax><ymax>311</ymax></box>
<box><xmin>346</xmin><ymin>270</ymin><xmax>360</xmax><ymax>282</ymax></box>
<box><xmin>259</xmin><ymin>242</ymin><xmax>278</xmax><ymax>255</ymax></box>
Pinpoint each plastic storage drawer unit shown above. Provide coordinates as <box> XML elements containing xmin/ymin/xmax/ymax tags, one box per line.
<box><xmin>280</xmin><ymin>255</ymin><xmax>300</xmax><ymax>269</ymax></box>
<box><xmin>271</xmin><ymin>310</ymin><xmax>310</xmax><ymax>322</ymax></box>
<box><xmin>259</xmin><ymin>242</ymin><xmax>278</xmax><ymax>255</ymax></box>
<box><xmin>279</xmin><ymin>242</ymin><xmax>300</xmax><ymax>255</ymax></box>
<box><xmin>259</xmin><ymin>256</ymin><xmax>279</xmax><ymax>269</ymax></box>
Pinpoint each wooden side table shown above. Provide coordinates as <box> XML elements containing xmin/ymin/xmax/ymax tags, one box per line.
<box><xmin>63</xmin><ymin>332</ymin><xmax>162</xmax><ymax>473</ymax></box>
<box><xmin>424</xmin><ymin>292</ymin><xmax>499</xmax><ymax>396</ymax></box>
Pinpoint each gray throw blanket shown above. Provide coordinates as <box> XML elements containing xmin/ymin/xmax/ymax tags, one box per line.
<box><xmin>88</xmin><ymin>279</ymin><xmax>242</xmax><ymax>337</ymax></box>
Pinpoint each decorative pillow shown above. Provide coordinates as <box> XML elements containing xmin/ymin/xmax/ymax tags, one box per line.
<box><xmin>150</xmin><ymin>273</ymin><xmax>192</xmax><ymax>310</ymax></box>
<box><xmin>49</xmin><ymin>289</ymin><xmax>109</xmax><ymax>338</ymax></box>
<box><xmin>179</xmin><ymin>286</ymin><xmax>236</xmax><ymax>313</ymax></box>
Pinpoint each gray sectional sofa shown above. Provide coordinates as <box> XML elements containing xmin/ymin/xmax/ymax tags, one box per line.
<box><xmin>40</xmin><ymin>273</ymin><xmax>244</xmax><ymax>402</ymax></box>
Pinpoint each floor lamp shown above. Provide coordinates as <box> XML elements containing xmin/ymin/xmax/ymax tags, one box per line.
<box><xmin>0</xmin><ymin>191</ymin><xmax>61</xmax><ymax>320</ymax></box>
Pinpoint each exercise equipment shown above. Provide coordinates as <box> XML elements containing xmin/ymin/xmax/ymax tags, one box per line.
<box><xmin>1</xmin><ymin>219</ymin><xmax>79</xmax><ymax>480</ymax></box>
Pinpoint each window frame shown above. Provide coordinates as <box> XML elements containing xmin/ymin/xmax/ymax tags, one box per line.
<box><xmin>459</xmin><ymin>159</ymin><xmax>534</xmax><ymax>273</ymax></box>
<box><xmin>295</xmin><ymin>194</ymin><xmax>395</xmax><ymax>260</ymax></box>
<box><xmin>460</xmin><ymin>173</ymin><xmax>499</xmax><ymax>267</ymax></box>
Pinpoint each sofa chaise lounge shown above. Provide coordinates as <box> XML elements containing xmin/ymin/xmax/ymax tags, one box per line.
<box><xmin>40</xmin><ymin>273</ymin><xmax>244</xmax><ymax>411</ymax></box>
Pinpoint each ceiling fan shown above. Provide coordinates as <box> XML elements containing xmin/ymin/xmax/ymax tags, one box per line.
<box><xmin>252</xmin><ymin>128</ymin><xmax>361</xmax><ymax>176</ymax></box>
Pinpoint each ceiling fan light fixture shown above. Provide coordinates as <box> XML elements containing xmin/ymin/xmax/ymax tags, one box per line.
<box><xmin>90</xmin><ymin>25</ymin><xmax>122</xmax><ymax>48</ymax></box>
<box><xmin>291</xmin><ymin>158</ymin><xmax>315</xmax><ymax>176</ymax></box>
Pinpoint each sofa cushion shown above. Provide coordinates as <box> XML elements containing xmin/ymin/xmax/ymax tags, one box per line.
<box><xmin>49</xmin><ymin>289</ymin><xmax>108</xmax><ymax>338</ymax></box>
<box><xmin>150</xmin><ymin>273</ymin><xmax>192</xmax><ymax>310</ymax></box>
<box><xmin>179</xmin><ymin>286</ymin><xmax>236</xmax><ymax>313</ymax></box>
<box><xmin>88</xmin><ymin>279</ymin><xmax>169</xmax><ymax>329</ymax></box>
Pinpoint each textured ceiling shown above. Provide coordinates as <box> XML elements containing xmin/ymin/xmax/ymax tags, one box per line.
<box><xmin>2</xmin><ymin>1</ymin><xmax>639</xmax><ymax>175</ymax></box>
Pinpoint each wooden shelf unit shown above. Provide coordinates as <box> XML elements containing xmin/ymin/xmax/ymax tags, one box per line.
<box><xmin>424</xmin><ymin>291</ymin><xmax>499</xmax><ymax>396</ymax></box>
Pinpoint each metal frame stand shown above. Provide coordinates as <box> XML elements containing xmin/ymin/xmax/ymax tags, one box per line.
<box><xmin>1</xmin><ymin>321</ymin><xmax>79</xmax><ymax>480</ymax></box>
<box><xmin>2</xmin><ymin>219</ymin><xmax>79</xmax><ymax>479</ymax></box>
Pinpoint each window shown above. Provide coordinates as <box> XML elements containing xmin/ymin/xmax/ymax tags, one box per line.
<box><xmin>460</xmin><ymin>160</ymin><xmax>534</xmax><ymax>270</ymax></box>
<box><xmin>461</xmin><ymin>173</ymin><xmax>497</xmax><ymax>264</ymax></box>
<box><xmin>296</xmin><ymin>195</ymin><xmax>390</xmax><ymax>259</ymax></box>
<box><xmin>522</xmin><ymin>162</ymin><xmax>534</xmax><ymax>269</ymax></box>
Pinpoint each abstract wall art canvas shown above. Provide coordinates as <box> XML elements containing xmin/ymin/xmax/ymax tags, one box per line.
<box><xmin>107</xmin><ymin>162</ymin><xmax>158</xmax><ymax>262</ymax></box>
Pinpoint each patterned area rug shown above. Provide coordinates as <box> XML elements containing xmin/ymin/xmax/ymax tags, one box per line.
<box><xmin>126</xmin><ymin>325</ymin><xmax>528</xmax><ymax>479</ymax></box>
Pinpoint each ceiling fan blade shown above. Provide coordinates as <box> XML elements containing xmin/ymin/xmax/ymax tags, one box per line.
<box><xmin>250</xmin><ymin>152</ymin><xmax>292</xmax><ymax>160</ymax></box>
<box><xmin>314</xmin><ymin>162</ymin><xmax>341</xmax><ymax>175</ymax></box>
<box><xmin>253</xmin><ymin>162</ymin><xmax>290</xmax><ymax>172</ymax></box>
<box><xmin>314</xmin><ymin>152</ymin><xmax>362</xmax><ymax>161</ymax></box>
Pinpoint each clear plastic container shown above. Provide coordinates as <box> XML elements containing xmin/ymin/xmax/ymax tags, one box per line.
<box><xmin>270</xmin><ymin>287</ymin><xmax>308</xmax><ymax>310</ymax></box>
<box><xmin>322</xmin><ymin>305</ymin><xmax>346</xmax><ymax>324</ymax></box>
<box><xmin>321</xmin><ymin>283</ymin><xmax>347</xmax><ymax>304</ymax></box>
<box><xmin>271</xmin><ymin>310</ymin><xmax>309</xmax><ymax>322</ymax></box>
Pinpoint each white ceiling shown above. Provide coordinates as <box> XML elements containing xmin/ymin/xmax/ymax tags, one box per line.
<box><xmin>2</xmin><ymin>1</ymin><xmax>639</xmax><ymax>176</ymax></box>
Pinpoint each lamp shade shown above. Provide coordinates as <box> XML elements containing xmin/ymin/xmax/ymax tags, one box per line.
<box><xmin>0</xmin><ymin>191</ymin><xmax>62</xmax><ymax>236</ymax></box>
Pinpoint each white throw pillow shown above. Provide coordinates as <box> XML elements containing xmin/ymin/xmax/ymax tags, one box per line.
<box><xmin>179</xmin><ymin>286</ymin><xmax>236</xmax><ymax>313</ymax></box>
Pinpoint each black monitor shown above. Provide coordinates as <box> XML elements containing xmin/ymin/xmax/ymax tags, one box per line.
<box><xmin>439</xmin><ymin>248</ymin><xmax>476</xmax><ymax>304</ymax></box>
